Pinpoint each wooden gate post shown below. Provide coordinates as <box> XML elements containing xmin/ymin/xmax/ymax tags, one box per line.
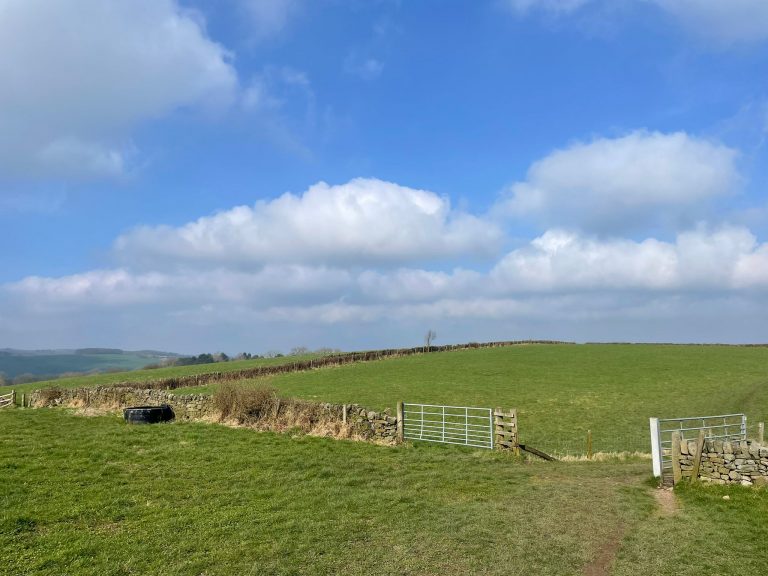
<box><xmin>396</xmin><ymin>401</ymin><xmax>404</xmax><ymax>442</ymax></box>
<box><xmin>758</xmin><ymin>422</ymin><xmax>765</xmax><ymax>445</ymax></box>
<box><xmin>493</xmin><ymin>408</ymin><xmax>519</xmax><ymax>453</ymax></box>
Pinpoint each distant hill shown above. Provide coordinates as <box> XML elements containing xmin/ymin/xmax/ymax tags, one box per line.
<box><xmin>0</xmin><ymin>349</ymin><xmax>181</xmax><ymax>380</ymax></box>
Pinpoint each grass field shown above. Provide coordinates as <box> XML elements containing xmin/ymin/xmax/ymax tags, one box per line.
<box><xmin>1</xmin><ymin>409</ymin><xmax>767</xmax><ymax>576</ymax></box>
<box><xmin>12</xmin><ymin>344</ymin><xmax>768</xmax><ymax>455</ymax></box>
<box><xmin>169</xmin><ymin>344</ymin><xmax>768</xmax><ymax>454</ymax></box>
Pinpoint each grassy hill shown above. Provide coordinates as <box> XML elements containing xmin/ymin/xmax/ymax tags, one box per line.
<box><xmin>12</xmin><ymin>343</ymin><xmax>768</xmax><ymax>454</ymax></box>
<box><xmin>215</xmin><ymin>344</ymin><xmax>768</xmax><ymax>455</ymax></box>
<box><xmin>9</xmin><ymin>352</ymin><xmax>322</xmax><ymax>397</ymax></box>
<box><xmin>0</xmin><ymin>350</ymin><xmax>177</xmax><ymax>380</ymax></box>
<box><xmin>4</xmin><ymin>344</ymin><xmax>768</xmax><ymax>575</ymax></box>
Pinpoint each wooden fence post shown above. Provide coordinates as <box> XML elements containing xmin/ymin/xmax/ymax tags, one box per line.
<box><xmin>671</xmin><ymin>432</ymin><xmax>682</xmax><ymax>486</ymax></box>
<box><xmin>690</xmin><ymin>429</ymin><xmax>706</xmax><ymax>483</ymax></box>
<box><xmin>21</xmin><ymin>393</ymin><xmax>25</xmax><ymax>408</ymax></box>
<box><xmin>512</xmin><ymin>408</ymin><xmax>520</xmax><ymax>456</ymax></box>
<box><xmin>586</xmin><ymin>430</ymin><xmax>593</xmax><ymax>460</ymax></box>
<box><xmin>396</xmin><ymin>401</ymin><xmax>404</xmax><ymax>442</ymax></box>
<box><xmin>758</xmin><ymin>422</ymin><xmax>765</xmax><ymax>445</ymax></box>
<box><xmin>342</xmin><ymin>404</ymin><xmax>347</xmax><ymax>425</ymax></box>
<box><xmin>11</xmin><ymin>389</ymin><xmax>15</xmax><ymax>406</ymax></box>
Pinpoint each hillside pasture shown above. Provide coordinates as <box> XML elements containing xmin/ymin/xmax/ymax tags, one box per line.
<box><xmin>11</xmin><ymin>344</ymin><xmax>768</xmax><ymax>455</ymax></box>
<box><xmin>179</xmin><ymin>344</ymin><xmax>768</xmax><ymax>455</ymax></box>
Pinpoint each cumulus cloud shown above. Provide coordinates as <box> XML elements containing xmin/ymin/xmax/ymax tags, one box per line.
<box><xmin>505</xmin><ymin>0</ymin><xmax>591</xmax><ymax>14</ymax></box>
<box><xmin>650</xmin><ymin>0</ymin><xmax>768</xmax><ymax>44</ymax></box>
<box><xmin>499</xmin><ymin>131</ymin><xmax>740</xmax><ymax>233</ymax></box>
<box><xmin>241</xmin><ymin>0</ymin><xmax>300</xmax><ymax>39</ymax></box>
<box><xmin>491</xmin><ymin>226</ymin><xmax>768</xmax><ymax>291</ymax></box>
<box><xmin>8</xmin><ymin>266</ymin><xmax>353</xmax><ymax>308</ymax></box>
<box><xmin>8</xmin><ymin>224</ymin><xmax>768</xmax><ymax>319</ymax></box>
<box><xmin>115</xmin><ymin>178</ymin><xmax>504</xmax><ymax>267</ymax></box>
<box><xmin>0</xmin><ymin>0</ymin><xmax>237</xmax><ymax>180</ymax></box>
<box><xmin>506</xmin><ymin>0</ymin><xmax>768</xmax><ymax>45</ymax></box>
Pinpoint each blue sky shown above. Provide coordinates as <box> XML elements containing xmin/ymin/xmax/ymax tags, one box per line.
<box><xmin>2</xmin><ymin>0</ymin><xmax>768</xmax><ymax>353</ymax></box>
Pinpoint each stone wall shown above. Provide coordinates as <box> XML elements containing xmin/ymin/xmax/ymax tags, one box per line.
<box><xmin>28</xmin><ymin>386</ymin><xmax>399</xmax><ymax>443</ymax></box>
<box><xmin>678</xmin><ymin>439</ymin><xmax>768</xmax><ymax>486</ymax></box>
<box><xmin>29</xmin><ymin>386</ymin><xmax>215</xmax><ymax>420</ymax></box>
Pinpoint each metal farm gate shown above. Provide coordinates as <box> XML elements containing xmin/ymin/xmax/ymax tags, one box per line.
<box><xmin>649</xmin><ymin>413</ymin><xmax>746</xmax><ymax>481</ymax></box>
<box><xmin>402</xmin><ymin>403</ymin><xmax>494</xmax><ymax>449</ymax></box>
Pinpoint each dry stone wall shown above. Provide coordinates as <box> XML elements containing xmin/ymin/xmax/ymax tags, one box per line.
<box><xmin>678</xmin><ymin>439</ymin><xmax>768</xmax><ymax>486</ymax></box>
<box><xmin>91</xmin><ymin>340</ymin><xmax>571</xmax><ymax>392</ymax></box>
<box><xmin>29</xmin><ymin>386</ymin><xmax>214</xmax><ymax>420</ymax></box>
<box><xmin>29</xmin><ymin>386</ymin><xmax>399</xmax><ymax>442</ymax></box>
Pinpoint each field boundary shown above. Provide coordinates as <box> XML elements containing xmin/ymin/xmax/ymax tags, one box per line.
<box><xmin>53</xmin><ymin>340</ymin><xmax>572</xmax><ymax>392</ymax></box>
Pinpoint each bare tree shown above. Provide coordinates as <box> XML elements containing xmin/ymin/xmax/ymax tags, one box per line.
<box><xmin>424</xmin><ymin>329</ymin><xmax>437</xmax><ymax>352</ymax></box>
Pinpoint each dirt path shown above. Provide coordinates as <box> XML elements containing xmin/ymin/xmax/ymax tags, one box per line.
<box><xmin>583</xmin><ymin>487</ymin><xmax>678</xmax><ymax>576</ymax></box>
<box><xmin>583</xmin><ymin>524</ymin><xmax>625</xmax><ymax>576</ymax></box>
<box><xmin>653</xmin><ymin>488</ymin><xmax>679</xmax><ymax>517</ymax></box>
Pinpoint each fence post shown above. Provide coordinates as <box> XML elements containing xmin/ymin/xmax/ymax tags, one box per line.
<box><xmin>758</xmin><ymin>422</ymin><xmax>765</xmax><ymax>445</ymax></box>
<box><xmin>671</xmin><ymin>432</ymin><xmax>682</xmax><ymax>486</ymax></box>
<box><xmin>21</xmin><ymin>393</ymin><xmax>25</xmax><ymax>408</ymax></box>
<box><xmin>649</xmin><ymin>418</ymin><xmax>661</xmax><ymax>477</ymax></box>
<box><xmin>512</xmin><ymin>408</ymin><xmax>520</xmax><ymax>456</ymax></box>
<box><xmin>690</xmin><ymin>429</ymin><xmax>705</xmax><ymax>483</ymax></box>
<box><xmin>11</xmin><ymin>389</ymin><xmax>15</xmax><ymax>406</ymax></box>
<box><xmin>586</xmin><ymin>430</ymin><xmax>593</xmax><ymax>460</ymax></box>
<box><xmin>396</xmin><ymin>401</ymin><xmax>404</xmax><ymax>442</ymax></box>
<box><xmin>342</xmin><ymin>404</ymin><xmax>347</xmax><ymax>425</ymax></box>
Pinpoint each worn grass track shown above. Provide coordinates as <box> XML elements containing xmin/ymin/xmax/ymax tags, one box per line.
<box><xmin>0</xmin><ymin>409</ymin><xmax>646</xmax><ymax>576</ymax></box>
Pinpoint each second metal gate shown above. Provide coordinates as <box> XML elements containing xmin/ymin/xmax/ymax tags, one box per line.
<box><xmin>649</xmin><ymin>413</ymin><xmax>747</xmax><ymax>480</ymax></box>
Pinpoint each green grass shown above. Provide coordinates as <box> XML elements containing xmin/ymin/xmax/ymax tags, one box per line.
<box><xmin>12</xmin><ymin>344</ymin><xmax>768</xmax><ymax>454</ymax></box>
<box><xmin>2</xmin><ymin>409</ymin><xmax>767</xmax><ymax>575</ymax></box>
<box><xmin>173</xmin><ymin>344</ymin><xmax>768</xmax><ymax>455</ymax></box>
<box><xmin>614</xmin><ymin>482</ymin><xmax>768</xmax><ymax>576</ymax></box>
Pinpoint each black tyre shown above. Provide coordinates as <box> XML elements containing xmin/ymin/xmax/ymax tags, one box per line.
<box><xmin>124</xmin><ymin>404</ymin><xmax>175</xmax><ymax>424</ymax></box>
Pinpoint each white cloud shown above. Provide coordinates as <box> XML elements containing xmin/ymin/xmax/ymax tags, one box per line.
<box><xmin>506</xmin><ymin>0</ymin><xmax>768</xmax><ymax>45</ymax></box>
<box><xmin>499</xmin><ymin>131</ymin><xmax>740</xmax><ymax>233</ymax></box>
<box><xmin>115</xmin><ymin>178</ymin><xmax>504</xmax><ymax>266</ymax></box>
<box><xmin>241</xmin><ymin>0</ymin><xmax>300</xmax><ymax>39</ymax></box>
<box><xmin>491</xmin><ymin>226</ymin><xmax>768</xmax><ymax>291</ymax></box>
<box><xmin>7</xmin><ymin>266</ymin><xmax>353</xmax><ymax>308</ymax></box>
<box><xmin>0</xmin><ymin>0</ymin><xmax>237</xmax><ymax>180</ymax></box>
<box><xmin>344</xmin><ymin>55</ymin><xmax>385</xmax><ymax>80</ymax></box>
<box><xmin>505</xmin><ymin>0</ymin><xmax>591</xmax><ymax>14</ymax></box>
<box><xmin>650</xmin><ymin>0</ymin><xmax>768</xmax><ymax>44</ymax></box>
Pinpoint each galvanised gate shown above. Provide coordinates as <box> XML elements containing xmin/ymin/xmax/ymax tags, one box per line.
<box><xmin>649</xmin><ymin>413</ymin><xmax>747</xmax><ymax>481</ymax></box>
<box><xmin>402</xmin><ymin>403</ymin><xmax>494</xmax><ymax>449</ymax></box>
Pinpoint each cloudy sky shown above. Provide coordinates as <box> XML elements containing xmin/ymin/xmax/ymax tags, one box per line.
<box><xmin>2</xmin><ymin>0</ymin><xmax>768</xmax><ymax>353</ymax></box>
